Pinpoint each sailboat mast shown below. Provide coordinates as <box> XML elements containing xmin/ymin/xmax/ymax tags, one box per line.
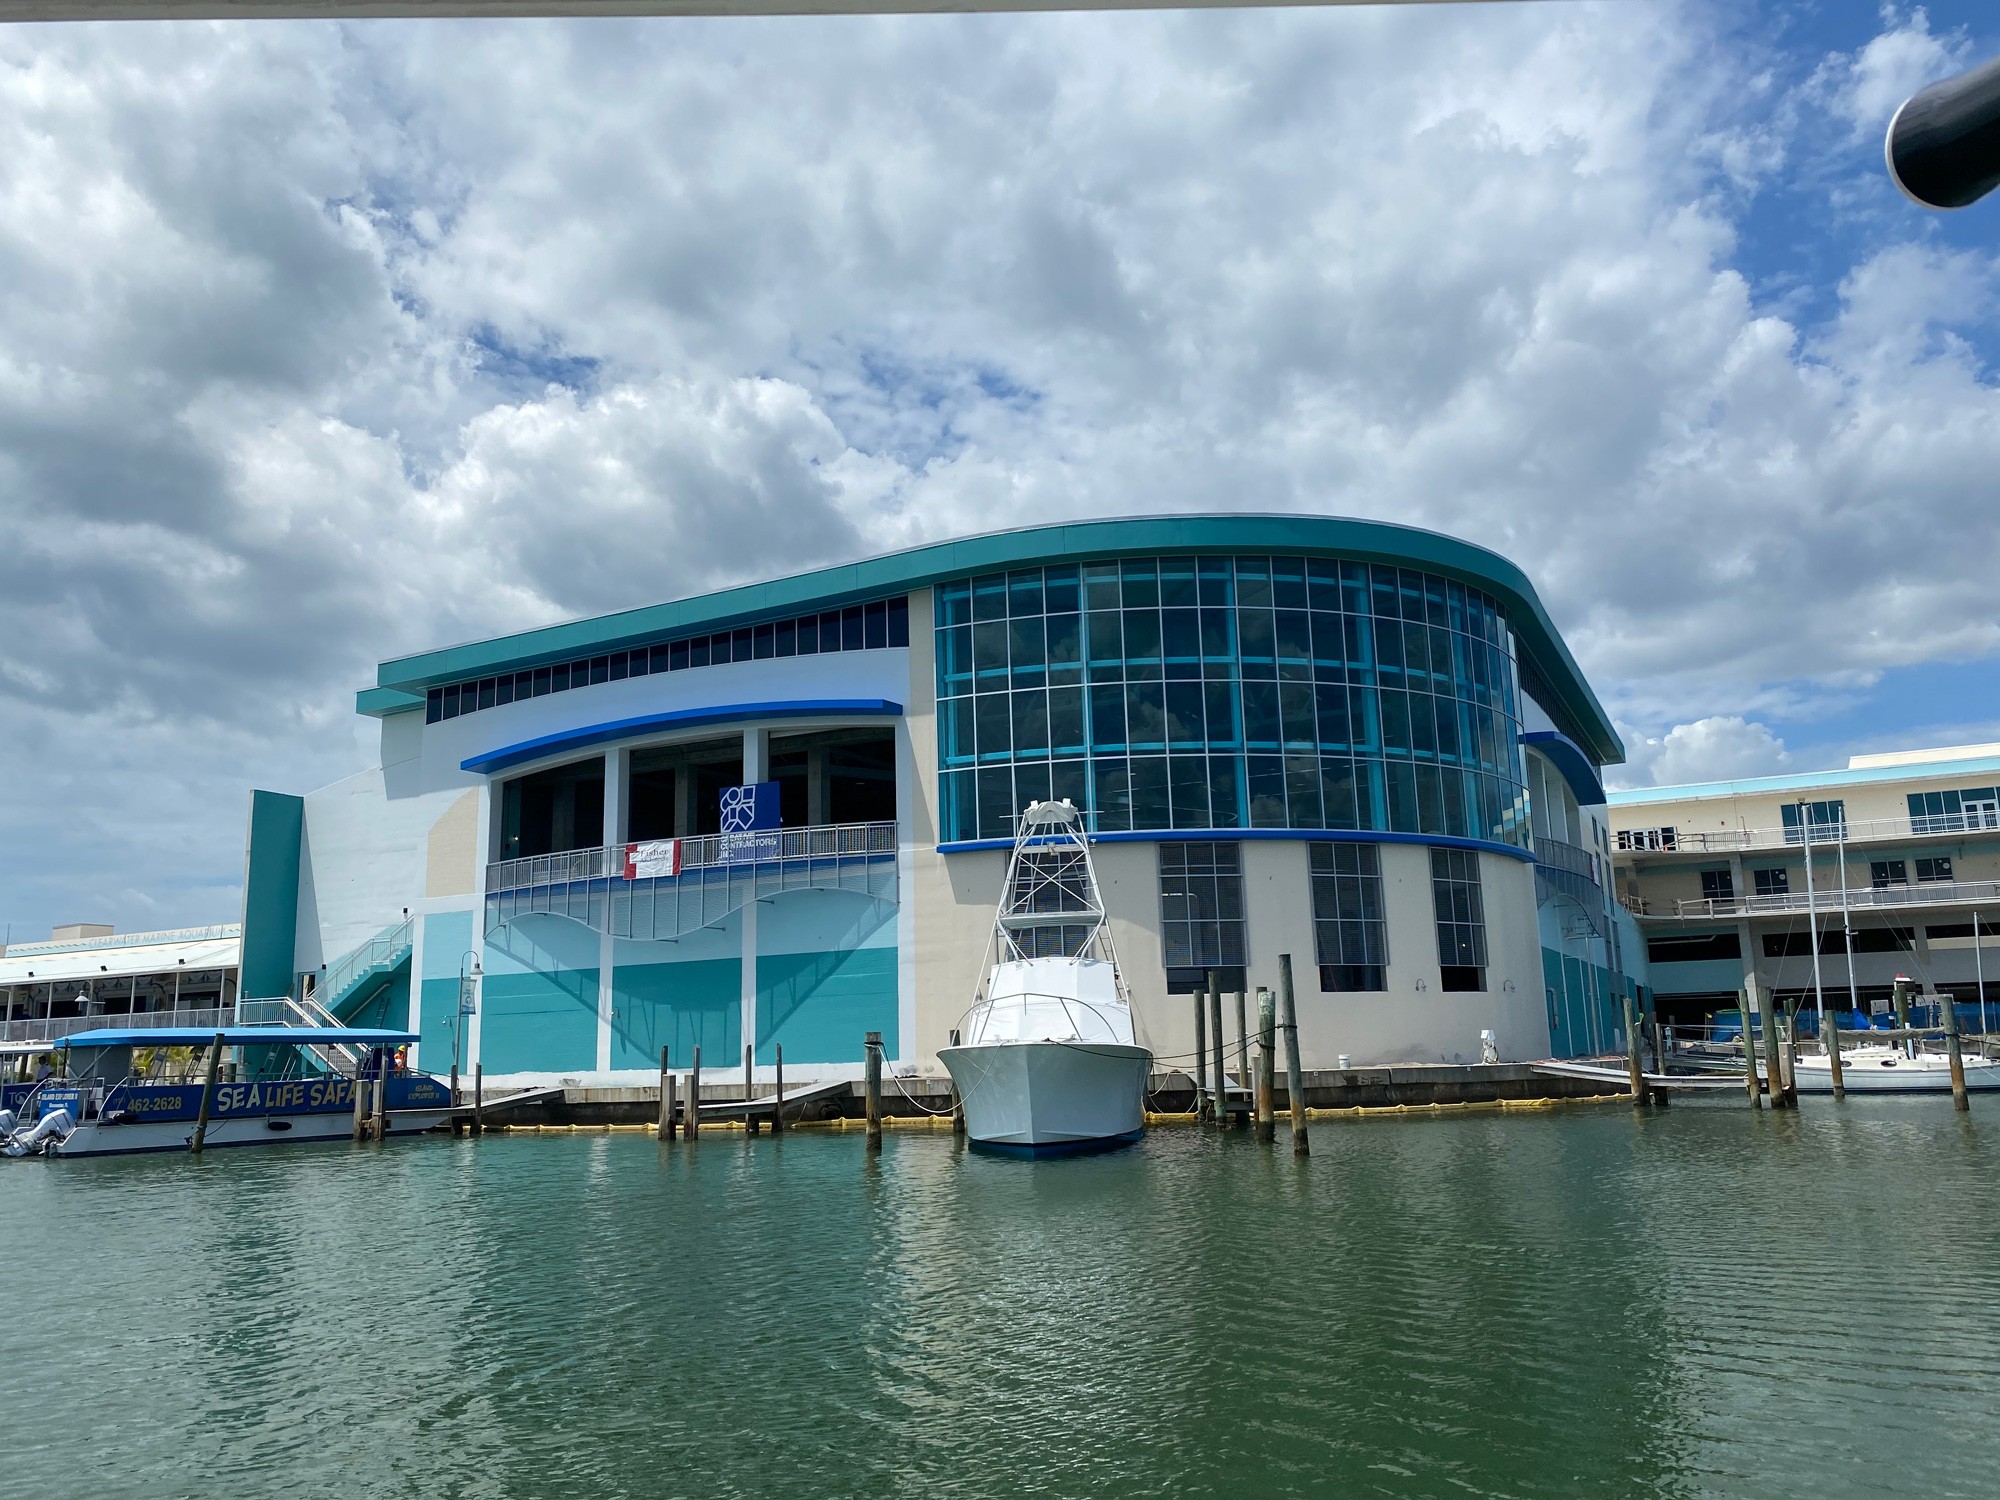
<box><xmin>1838</xmin><ymin>822</ymin><xmax>1859</xmax><ymax>1023</ymax></box>
<box><xmin>1800</xmin><ymin>800</ymin><xmax>1827</xmax><ymax>1031</ymax></box>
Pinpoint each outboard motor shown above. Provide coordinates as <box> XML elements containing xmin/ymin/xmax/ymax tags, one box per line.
<box><xmin>0</xmin><ymin>1109</ymin><xmax>14</xmax><ymax>1138</ymax></box>
<box><xmin>3</xmin><ymin>1108</ymin><xmax>74</xmax><ymax>1157</ymax></box>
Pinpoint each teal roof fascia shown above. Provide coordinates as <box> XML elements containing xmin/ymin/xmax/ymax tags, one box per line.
<box><xmin>367</xmin><ymin>514</ymin><xmax>1621</xmax><ymax>763</ymax></box>
<box><xmin>356</xmin><ymin>686</ymin><xmax>425</xmax><ymax>716</ymax></box>
<box><xmin>1607</xmin><ymin>751</ymin><xmax>2000</xmax><ymax>807</ymax></box>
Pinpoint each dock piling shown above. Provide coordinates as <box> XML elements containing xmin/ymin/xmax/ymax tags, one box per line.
<box><xmin>472</xmin><ymin>1063</ymin><xmax>484</xmax><ymax>1135</ymax></box>
<box><xmin>450</xmin><ymin>1064</ymin><xmax>462</xmax><ymax>1137</ymax></box>
<box><xmin>1943</xmin><ymin>995</ymin><xmax>1970</xmax><ymax>1111</ymax></box>
<box><xmin>688</xmin><ymin>1045</ymin><xmax>702</xmax><ymax>1140</ymax></box>
<box><xmin>371</xmin><ymin>1060</ymin><xmax>388</xmax><ymax>1140</ymax></box>
<box><xmin>1623</xmin><ymin>997</ymin><xmax>1649</xmax><ymax>1107</ymax></box>
<box><xmin>1279</xmin><ymin>954</ymin><xmax>1308</xmax><ymax>1157</ymax></box>
<box><xmin>1254</xmin><ymin>986</ymin><xmax>1275</xmax><ymax>1143</ymax></box>
<box><xmin>1757</xmin><ymin>983</ymin><xmax>1791</xmax><ymax>1109</ymax></box>
<box><xmin>1233</xmin><ymin>989</ymin><xmax>1250</xmax><ymax>1125</ymax></box>
<box><xmin>658</xmin><ymin>1045</ymin><xmax>675</xmax><ymax>1141</ymax></box>
<box><xmin>1207</xmin><ymin>975</ymin><xmax>1226</xmax><ymax>1127</ymax></box>
<box><xmin>1826</xmin><ymin>1016</ymin><xmax>1845</xmax><ymax>1100</ymax></box>
<box><xmin>189</xmin><ymin>1030</ymin><xmax>225</xmax><ymax>1154</ymax></box>
<box><xmin>774</xmin><ymin>1043</ymin><xmax>785</xmax><ymax>1134</ymax></box>
<box><xmin>354</xmin><ymin>1051</ymin><xmax>371</xmax><ymax>1139</ymax></box>
<box><xmin>744</xmin><ymin>1044</ymin><xmax>759</xmax><ymax>1135</ymax></box>
<box><xmin>864</xmin><ymin>1030</ymin><xmax>883</xmax><ymax>1151</ymax></box>
<box><xmin>1194</xmin><ymin>980</ymin><xmax>1210</xmax><ymax>1120</ymax></box>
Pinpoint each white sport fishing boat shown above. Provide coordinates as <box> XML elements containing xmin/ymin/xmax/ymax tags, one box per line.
<box><xmin>939</xmin><ymin>800</ymin><xmax>1151</xmax><ymax>1157</ymax></box>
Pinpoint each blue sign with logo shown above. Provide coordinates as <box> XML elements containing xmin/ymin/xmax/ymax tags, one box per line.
<box><xmin>718</xmin><ymin>781</ymin><xmax>781</xmax><ymax>862</ymax></box>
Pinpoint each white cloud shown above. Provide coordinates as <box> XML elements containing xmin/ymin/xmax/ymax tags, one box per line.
<box><xmin>1</xmin><ymin>6</ymin><xmax>1998</xmax><ymax>933</ymax></box>
<box><xmin>1613</xmin><ymin>716</ymin><xmax>1794</xmax><ymax>790</ymax></box>
<box><xmin>1813</xmin><ymin>5</ymin><xmax>1969</xmax><ymax>140</ymax></box>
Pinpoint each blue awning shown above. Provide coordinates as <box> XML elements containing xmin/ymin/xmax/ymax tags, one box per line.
<box><xmin>460</xmin><ymin>698</ymin><xmax>903</xmax><ymax>775</ymax></box>
<box><xmin>56</xmin><ymin>1027</ymin><xmax>419</xmax><ymax>1050</ymax></box>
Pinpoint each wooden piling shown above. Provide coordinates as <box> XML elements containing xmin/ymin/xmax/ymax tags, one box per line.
<box><xmin>1943</xmin><ymin>995</ymin><xmax>1970</xmax><ymax>1112</ymax></box>
<box><xmin>1233</xmin><ymin>989</ymin><xmax>1250</xmax><ymax>1125</ymax></box>
<box><xmin>189</xmin><ymin>1030</ymin><xmax>226</xmax><ymax>1154</ymax></box>
<box><xmin>687</xmin><ymin>1045</ymin><xmax>702</xmax><ymax>1140</ymax></box>
<box><xmin>1623</xmin><ymin>996</ymin><xmax>1649</xmax><ymax>1107</ymax></box>
<box><xmin>1255</xmin><ymin>986</ymin><xmax>1275</xmax><ymax>1143</ymax></box>
<box><xmin>450</xmin><ymin>1063</ymin><xmax>462</xmax><ymax>1137</ymax></box>
<box><xmin>1825</xmin><ymin>1015</ymin><xmax>1845</xmax><ymax>1100</ymax></box>
<box><xmin>371</xmin><ymin>1059</ymin><xmax>388</xmax><ymax>1140</ymax></box>
<box><xmin>353</xmin><ymin>1051</ymin><xmax>372</xmax><ymax>1139</ymax></box>
<box><xmin>1743</xmin><ymin>1004</ymin><xmax>1762</xmax><ymax>1109</ymax></box>
<box><xmin>1279</xmin><ymin>954</ymin><xmax>1308</xmax><ymax>1156</ymax></box>
<box><xmin>864</xmin><ymin>1030</ymin><xmax>883</xmax><ymax>1151</ymax></box>
<box><xmin>1757</xmin><ymin>984</ymin><xmax>1789</xmax><ymax>1110</ymax></box>
<box><xmin>773</xmin><ymin>1043</ymin><xmax>785</xmax><ymax>1134</ymax></box>
<box><xmin>472</xmin><ymin>1063</ymin><xmax>484</xmax><ymax>1135</ymax></box>
<box><xmin>1207</xmin><ymin>975</ymin><xmax>1226</xmax><ymax>1126</ymax></box>
<box><xmin>1194</xmin><ymin>981</ymin><xmax>1210</xmax><ymax>1121</ymax></box>
<box><xmin>657</xmin><ymin>1045</ymin><xmax>675</xmax><ymax>1141</ymax></box>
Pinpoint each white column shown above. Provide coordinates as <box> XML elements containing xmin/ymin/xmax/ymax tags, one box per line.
<box><xmin>598</xmin><ymin>749</ymin><xmax>628</xmax><ymax>1073</ymax></box>
<box><xmin>741</xmin><ymin>728</ymin><xmax>768</xmax><ymax>1080</ymax></box>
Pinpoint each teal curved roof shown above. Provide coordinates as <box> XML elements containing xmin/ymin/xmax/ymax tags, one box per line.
<box><xmin>365</xmin><ymin>514</ymin><xmax>1622</xmax><ymax>765</ymax></box>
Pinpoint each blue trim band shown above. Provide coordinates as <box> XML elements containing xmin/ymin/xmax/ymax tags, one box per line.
<box><xmin>1520</xmin><ymin>730</ymin><xmax>1607</xmax><ymax>808</ymax></box>
<box><xmin>935</xmin><ymin>827</ymin><xmax>1535</xmax><ymax>862</ymax></box>
<box><xmin>461</xmin><ymin>698</ymin><xmax>904</xmax><ymax>775</ymax></box>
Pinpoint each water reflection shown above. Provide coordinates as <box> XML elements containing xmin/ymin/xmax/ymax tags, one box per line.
<box><xmin>1</xmin><ymin>1102</ymin><xmax>1996</xmax><ymax>1498</ymax></box>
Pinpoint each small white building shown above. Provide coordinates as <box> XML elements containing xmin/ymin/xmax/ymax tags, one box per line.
<box><xmin>0</xmin><ymin>925</ymin><xmax>241</xmax><ymax>1045</ymax></box>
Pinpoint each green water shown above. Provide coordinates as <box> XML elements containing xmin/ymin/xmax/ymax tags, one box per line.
<box><xmin>4</xmin><ymin>1101</ymin><xmax>1999</xmax><ymax>1498</ymax></box>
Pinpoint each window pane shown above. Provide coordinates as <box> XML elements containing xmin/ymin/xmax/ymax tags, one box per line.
<box><xmin>1012</xmin><ymin>689</ymin><xmax>1051</xmax><ymax>757</ymax></box>
<box><xmin>1008</xmin><ymin>569</ymin><xmax>1045</xmax><ymax>618</ymax></box>
<box><xmin>1049</xmin><ymin>687</ymin><xmax>1086</xmax><ymax>757</ymax></box>
<box><xmin>1127</xmin><ymin>682</ymin><xmax>1168</xmax><ymax>752</ymax></box>
<box><xmin>1089</xmin><ymin>684</ymin><xmax>1128</xmax><ymax>751</ymax></box>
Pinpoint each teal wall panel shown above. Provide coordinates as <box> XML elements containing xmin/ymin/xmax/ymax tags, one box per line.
<box><xmin>419</xmin><ymin>911</ymin><xmax>475</xmax><ymax>1071</ymax></box>
<box><xmin>481</xmin><ymin>967</ymin><xmax>599</xmax><ymax>1074</ymax></box>
<box><xmin>1542</xmin><ymin>945</ymin><xmax>1630</xmax><ymax>1061</ymax></box>
<box><xmin>756</xmin><ymin>946</ymin><xmax>897</xmax><ymax>1064</ymax></box>
<box><xmin>239</xmin><ymin>789</ymin><xmax>303</xmax><ymax>1000</ymax></box>
<box><xmin>482</xmin><ymin>914</ymin><xmax>602</xmax><ymax>1073</ymax></box>
<box><xmin>347</xmin><ymin>970</ymin><xmax>413</xmax><ymax>1033</ymax></box>
<box><xmin>609</xmin><ymin>959</ymin><xmax>742</xmax><ymax>1069</ymax></box>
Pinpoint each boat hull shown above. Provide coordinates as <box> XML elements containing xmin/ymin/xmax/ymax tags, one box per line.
<box><xmin>939</xmin><ymin>1040</ymin><xmax>1149</xmax><ymax>1155</ymax></box>
<box><xmin>1791</xmin><ymin>1051</ymin><xmax>2000</xmax><ymax>1094</ymax></box>
<box><xmin>49</xmin><ymin>1108</ymin><xmax>455</xmax><ymax>1157</ymax></box>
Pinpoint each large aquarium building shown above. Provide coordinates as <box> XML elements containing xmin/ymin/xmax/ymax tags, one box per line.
<box><xmin>239</xmin><ymin>515</ymin><xmax>1646</xmax><ymax>1086</ymax></box>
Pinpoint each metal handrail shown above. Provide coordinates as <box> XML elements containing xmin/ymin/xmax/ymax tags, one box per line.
<box><xmin>318</xmin><ymin>919</ymin><xmax>414</xmax><ymax>1005</ymax></box>
<box><xmin>0</xmin><ymin>1006</ymin><xmax>234</xmax><ymax>1046</ymax></box>
<box><xmin>1618</xmin><ymin>811</ymin><xmax>2000</xmax><ymax>855</ymax></box>
<box><xmin>485</xmin><ymin>820</ymin><xmax>899</xmax><ymax>895</ymax></box>
<box><xmin>1671</xmin><ymin>878</ymin><xmax>2000</xmax><ymax>920</ymax></box>
<box><xmin>1535</xmin><ymin>836</ymin><xmax>1601</xmax><ymax>886</ymax></box>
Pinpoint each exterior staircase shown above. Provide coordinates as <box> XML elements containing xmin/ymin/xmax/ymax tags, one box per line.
<box><xmin>318</xmin><ymin>919</ymin><xmax>414</xmax><ymax>1024</ymax></box>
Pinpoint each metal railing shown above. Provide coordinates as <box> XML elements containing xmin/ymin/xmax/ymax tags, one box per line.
<box><xmin>484</xmin><ymin>820</ymin><xmax>898</xmax><ymax>895</ymax></box>
<box><xmin>0</xmin><ymin>1005</ymin><xmax>233</xmax><ymax>1046</ymax></box>
<box><xmin>1535</xmin><ymin>836</ymin><xmax>1602</xmax><ymax>886</ymax></box>
<box><xmin>1617</xmin><ymin>811</ymin><xmax>2000</xmax><ymax>856</ymax></box>
<box><xmin>484</xmin><ymin>820</ymin><xmax>901</xmax><ymax>941</ymax></box>
<box><xmin>317</xmin><ymin>919</ymin><xmax>413</xmax><ymax>1010</ymax></box>
<box><xmin>1669</xmin><ymin>878</ymin><xmax>2000</xmax><ymax>920</ymax></box>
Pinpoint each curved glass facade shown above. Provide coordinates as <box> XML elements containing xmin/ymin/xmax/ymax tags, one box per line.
<box><xmin>935</xmin><ymin>554</ymin><xmax>1527</xmax><ymax>847</ymax></box>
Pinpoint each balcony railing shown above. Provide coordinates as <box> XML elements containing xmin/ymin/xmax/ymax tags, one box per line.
<box><xmin>484</xmin><ymin>821</ymin><xmax>900</xmax><ymax>941</ymax></box>
<box><xmin>1666</xmin><ymin>878</ymin><xmax>2000</xmax><ymax>921</ymax></box>
<box><xmin>0</xmin><ymin>1005</ymin><xmax>234</xmax><ymax>1046</ymax></box>
<box><xmin>1535</xmin><ymin>836</ymin><xmax>1602</xmax><ymax>886</ymax></box>
<box><xmin>1616</xmin><ymin>811</ymin><xmax>2000</xmax><ymax>856</ymax></box>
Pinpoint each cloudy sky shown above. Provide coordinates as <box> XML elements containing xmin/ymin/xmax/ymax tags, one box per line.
<box><xmin>1</xmin><ymin>0</ymin><xmax>1996</xmax><ymax>936</ymax></box>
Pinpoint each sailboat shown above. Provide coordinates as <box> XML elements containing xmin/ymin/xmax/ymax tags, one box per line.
<box><xmin>939</xmin><ymin>800</ymin><xmax>1151</xmax><ymax>1156</ymax></box>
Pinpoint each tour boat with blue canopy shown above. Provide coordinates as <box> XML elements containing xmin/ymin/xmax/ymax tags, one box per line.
<box><xmin>1</xmin><ymin>1026</ymin><xmax>454</xmax><ymax>1158</ymax></box>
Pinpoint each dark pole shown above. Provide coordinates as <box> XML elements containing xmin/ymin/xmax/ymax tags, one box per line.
<box><xmin>1826</xmin><ymin>1013</ymin><xmax>1846</xmax><ymax>1101</ymax></box>
<box><xmin>472</xmin><ymin>1062</ymin><xmax>484</xmax><ymax>1135</ymax></box>
<box><xmin>1887</xmin><ymin>55</ymin><xmax>2000</xmax><ymax>209</ymax></box>
<box><xmin>1280</xmin><ymin>954</ymin><xmax>1308</xmax><ymax>1156</ymax></box>
<box><xmin>773</xmin><ymin>1042</ymin><xmax>785</xmax><ymax>1134</ymax></box>
<box><xmin>1757</xmin><ymin>983</ymin><xmax>1789</xmax><ymax>1110</ymax></box>
<box><xmin>687</xmin><ymin>1044</ymin><xmax>702</xmax><ymax>1140</ymax></box>
<box><xmin>1207</xmin><ymin>975</ymin><xmax>1226</xmax><ymax>1126</ymax></box>
<box><xmin>189</xmin><ymin>1030</ymin><xmax>226</xmax><ymax>1154</ymax></box>
<box><xmin>668</xmin><ymin>1048</ymin><xmax>684</xmax><ymax>1144</ymax></box>
<box><xmin>1943</xmin><ymin>994</ymin><xmax>1970</xmax><ymax>1112</ymax></box>
<box><xmin>1194</xmin><ymin>980</ymin><xmax>1210</xmax><ymax>1120</ymax></box>
<box><xmin>1255</xmin><ymin>986</ymin><xmax>1275</xmax><ymax>1144</ymax></box>
<box><xmin>1623</xmin><ymin>996</ymin><xmax>1649</xmax><ymax>1107</ymax></box>
<box><xmin>864</xmin><ymin>1030</ymin><xmax>883</xmax><ymax>1151</ymax></box>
